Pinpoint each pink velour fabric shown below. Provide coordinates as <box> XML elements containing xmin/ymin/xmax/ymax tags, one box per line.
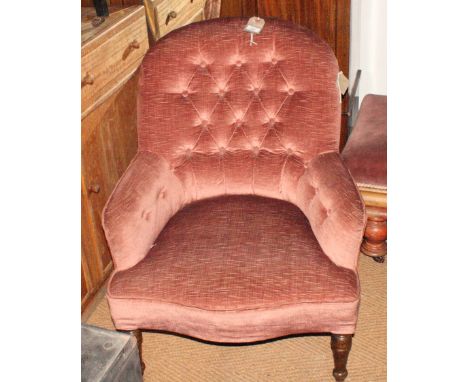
<box><xmin>102</xmin><ymin>18</ymin><xmax>366</xmax><ymax>342</ymax></box>
<box><xmin>102</xmin><ymin>151</ymin><xmax>184</xmax><ymax>271</ymax></box>
<box><xmin>341</xmin><ymin>94</ymin><xmax>387</xmax><ymax>189</ymax></box>
<box><xmin>137</xmin><ymin>18</ymin><xmax>341</xmax><ymax>203</ymax></box>
<box><xmin>107</xmin><ymin>195</ymin><xmax>359</xmax><ymax>341</ymax></box>
<box><xmin>297</xmin><ymin>152</ymin><xmax>367</xmax><ymax>271</ymax></box>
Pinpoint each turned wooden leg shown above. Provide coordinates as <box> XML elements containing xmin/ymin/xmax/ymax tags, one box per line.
<box><xmin>361</xmin><ymin>206</ymin><xmax>387</xmax><ymax>262</ymax></box>
<box><xmin>119</xmin><ymin>329</ymin><xmax>145</xmax><ymax>374</ymax></box>
<box><xmin>131</xmin><ymin>329</ymin><xmax>145</xmax><ymax>374</ymax></box>
<box><xmin>373</xmin><ymin>255</ymin><xmax>386</xmax><ymax>263</ymax></box>
<box><xmin>331</xmin><ymin>334</ymin><xmax>352</xmax><ymax>382</ymax></box>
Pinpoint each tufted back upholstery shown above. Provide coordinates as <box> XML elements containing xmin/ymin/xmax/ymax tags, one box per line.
<box><xmin>137</xmin><ymin>18</ymin><xmax>341</xmax><ymax>203</ymax></box>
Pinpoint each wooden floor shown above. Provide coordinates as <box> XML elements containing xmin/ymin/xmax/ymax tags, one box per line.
<box><xmin>83</xmin><ymin>254</ymin><xmax>386</xmax><ymax>381</ymax></box>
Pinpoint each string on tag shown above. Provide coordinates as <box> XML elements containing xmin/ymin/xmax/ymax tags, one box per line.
<box><xmin>244</xmin><ymin>17</ymin><xmax>265</xmax><ymax>46</ymax></box>
<box><xmin>249</xmin><ymin>33</ymin><xmax>257</xmax><ymax>46</ymax></box>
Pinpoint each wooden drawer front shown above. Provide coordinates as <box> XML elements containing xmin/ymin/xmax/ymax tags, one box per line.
<box><xmin>155</xmin><ymin>0</ymin><xmax>205</xmax><ymax>37</ymax></box>
<box><xmin>188</xmin><ymin>7</ymin><xmax>204</xmax><ymax>23</ymax></box>
<box><xmin>81</xmin><ymin>7</ymin><xmax>148</xmax><ymax>117</ymax></box>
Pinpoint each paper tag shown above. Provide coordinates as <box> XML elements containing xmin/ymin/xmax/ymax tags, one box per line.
<box><xmin>337</xmin><ymin>71</ymin><xmax>349</xmax><ymax>96</ymax></box>
<box><xmin>244</xmin><ymin>17</ymin><xmax>265</xmax><ymax>34</ymax></box>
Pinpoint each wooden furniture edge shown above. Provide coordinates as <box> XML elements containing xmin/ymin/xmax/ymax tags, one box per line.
<box><xmin>81</xmin><ymin>6</ymin><xmax>145</xmax><ymax>54</ymax></box>
<box><xmin>357</xmin><ymin>186</ymin><xmax>387</xmax><ymax>262</ymax></box>
<box><xmin>359</xmin><ymin>186</ymin><xmax>387</xmax><ymax>209</ymax></box>
<box><xmin>82</xmin><ymin>262</ymin><xmax>113</xmax><ymax>316</ymax></box>
<box><xmin>81</xmin><ymin>60</ymin><xmax>142</xmax><ymax>120</ymax></box>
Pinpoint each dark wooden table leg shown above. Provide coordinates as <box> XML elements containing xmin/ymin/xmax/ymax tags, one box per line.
<box><xmin>361</xmin><ymin>206</ymin><xmax>387</xmax><ymax>263</ymax></box>
<box><xmin>331</xmin><ymin>334</ymin><xmax>352</xmax><ymax>381</ymax></box>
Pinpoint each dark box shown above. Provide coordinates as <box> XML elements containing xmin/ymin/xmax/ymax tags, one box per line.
<box><xmin>81</xmin><ymin>324</ymin><xmax>142</xmax><ymax>382</ymax></box>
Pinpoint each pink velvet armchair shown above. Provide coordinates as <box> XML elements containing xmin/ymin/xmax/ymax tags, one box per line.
<box><xmin>103</xmin><ymin>18</ymin><xmax>366</xmax><ymax>381</ymax></box>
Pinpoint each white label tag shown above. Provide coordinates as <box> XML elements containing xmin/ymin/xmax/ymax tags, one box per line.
<box><xmin>244</xmin><ymin>17</ymin><xmax>265</xmax><ymax>34</ymax></box>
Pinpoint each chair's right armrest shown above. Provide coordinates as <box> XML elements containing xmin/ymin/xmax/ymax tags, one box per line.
<box><xmin>102</xmin><ymin>151</ymin><xmax>185</xmax><ymax>271</ymax></box>
<box><xmin>296</xmin><ymin>152</ymin><xmax>367</xmax><ymax>271</ymax></box>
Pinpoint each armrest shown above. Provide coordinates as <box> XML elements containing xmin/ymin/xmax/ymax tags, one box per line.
<box><xmin>296</xmin><ymin>151</ymin><xmax>366</xmax><ymax>271</ymax></box>
<box><xmin>102</xmin><ymin>151</ymin><xmax>185</xmax><ymax>271</ymax></box>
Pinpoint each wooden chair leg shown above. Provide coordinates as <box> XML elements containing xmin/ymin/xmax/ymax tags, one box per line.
<box><xmin>361</xmin><ymin>206</ymin><xmax>387</xmax><ymax>263</ymax></box>
<box><xmin>131</xmin><ymin>329</ymin><xmax>145</xmax><ymax>374</ymax></box>
<box><xmin>119</xmin><ymin>329</ymin><xmax>145</xmax><ymax>374</ymax></box>
<box><xmin>331</xmin><ymin>334</ymin><xmax>352</xmax><ymax>382</ymax></box>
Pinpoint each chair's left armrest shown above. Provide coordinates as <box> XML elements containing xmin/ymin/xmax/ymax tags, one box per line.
<box><xmin>102</xmin><ymin>151</ymin><xmax>185</xmax><ymax>271</ymax></box>
<box><xmin>296</xmin><ymin>151</ymin><xmax>367</xmax><ymax>271</ymax></box>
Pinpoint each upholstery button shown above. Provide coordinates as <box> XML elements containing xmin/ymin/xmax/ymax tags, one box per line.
<box><xmin>271</xmin><ymin>58</ymin><xmax>278</xmax><ymax>65</ymax></box>
<box><xmin>253</xmin><ymin>87</ymin><xmax>260</xmax><ymax>96</ymax></box>
<box><xmin>288</xmin><ymin>88</ymin><xmax>295</xmax><ymax>95</ymax></box>
<box><xmin>218</xmin><ymin>89</ymin><xmax>226</xmax><ymax>98</ymax></box>
<box><xmin>236</xmin><ymin>60</ymin><xmax>242</xmax><ymax>67</ymax></box>
<box><xmin>268</xmin><ymin>118</ymin><xmax>276</xmax><ymax>128</ymax></box>
<box><xmin>185</xmin><ymin>148</ymin><xmax>193</xmax><ymax>158</ymax></box>
<box><xmin>219</xmin><ymin>146</ymin><xmax>226</xmax><ymax>156</ymax></box>
<box><xmin>200</xmin><ymin>61</ymin><xmax>206</xmax><ymax>68</ymax></box>
<box><xmin>182</xmin><ymin>90</ymin><xmax>189</xmax><ymax>98</ymax></box>
<box><xmin>234</xmin><ymin>119</ymin><xmax>243</xmax><ymax>129</ymax></box>
<box><xmin>286</xmin><ymin>148</ymin><xmax>294</xmax><ymax>156</ymax></box>
<box><xmin>201</xmin><ymin>120</ymin><xmax>209</xmax><ymax>130</ymax></box>
<box><xmin>252</xmin><ymin>146</ymin><xmax>260</xmax><ymax>157</ymax></box>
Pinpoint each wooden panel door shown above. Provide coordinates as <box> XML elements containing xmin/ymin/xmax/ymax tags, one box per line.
<box><xmin>82</xmin><ymin>121</ymin><xmax>116</xmax><ymax>278</ymax></box>
<box><xmin>335</xmin><ymin>0</ymin><xmax>350</xmax><ymax>77</ymax></box>
<box><xmin>81</xmin><ymin>72</ymin><xmax>139</xmax><ymax>311</ymax></box>
<box><xmin>258</xmin><ymin>0</ymin><xmax>337</xmax><ymax>62</ymax></box>
<box><xmin>92</xmin><ymin>72</ymin><xmax>139</xmax><ymax>179</ymax></box>
<box><xmin>81</xmin><ymin>178</ymin><xmax>103</xmax><ymax>285</ymax></box>
<box><xmin>220</xmin><ymin>0</ymin><xmax>257</xmax><ymax>17</ymax></box>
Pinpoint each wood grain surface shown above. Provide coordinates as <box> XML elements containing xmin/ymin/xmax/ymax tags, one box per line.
<box><xmin>81</xmin><ymin>6</ymin><xmax>145</xmax><ymax>310</ymax></box>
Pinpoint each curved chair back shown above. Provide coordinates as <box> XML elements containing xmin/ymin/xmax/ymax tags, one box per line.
<box><xmin>137</xmin><ymin>18</ymin><xmax>341</xmax><ymax>200</ymax></box>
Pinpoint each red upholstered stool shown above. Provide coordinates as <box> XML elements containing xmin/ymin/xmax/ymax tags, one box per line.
<box><xmin>342</xmin><ymin>94</ymin><xmax>387</xmax><ymax>262</ymax></box>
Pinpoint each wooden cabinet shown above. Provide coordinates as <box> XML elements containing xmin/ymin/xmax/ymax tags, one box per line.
<box><xmin>81</xmin><ymin>6</ymin><xmax>148</xmax><ymax>311</ymax></box>
<box><xmin>81</xmin><ymin>74</ymin><xmax>140</xmax><ymax>310</ymax></box>
<box><xmin>81</xmin><ymin>6</ymin><xmax>149</xmax><ymax>118</ymax></box>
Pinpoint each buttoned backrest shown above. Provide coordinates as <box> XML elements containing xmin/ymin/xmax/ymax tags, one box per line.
<box><xmin>138</xmin><ymin>18</ymin><xmax>341</xmax><ymax>202</ymax></box>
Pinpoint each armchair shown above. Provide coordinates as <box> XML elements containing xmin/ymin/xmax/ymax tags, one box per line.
<box><xmin>103</xmin><ymin>18</ymin><xmax>366</xmax><ymax>381</ymax></box>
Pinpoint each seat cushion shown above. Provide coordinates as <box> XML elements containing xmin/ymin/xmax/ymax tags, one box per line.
<box><xmin>107</xmin><ymin>195</ymin><xmax>360</xmax><ymax>342</ymax></box>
